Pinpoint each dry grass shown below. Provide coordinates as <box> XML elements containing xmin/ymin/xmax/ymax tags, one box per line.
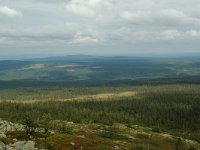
<box><xmin>0</xmin><ymin>91</ymin><xmax>137</xmax><ymax>104</ymax></box>
<box><xmin>63</xmin><ymin>91</ymin><xmax>137</xmax><ymax>102</ymax></box>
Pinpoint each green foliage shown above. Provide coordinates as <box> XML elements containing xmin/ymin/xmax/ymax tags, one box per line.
<box><xmin>0</xmin><ymin>84</ymin><xmax>200</xmax><ymax>142</ymax></box>
<box><xmin>57</xmin><ymin>122</ymin><xmax>73</xmax><ymax>134</ymax></box>
<box><xmin>175</xmin><ymin>138</ymin><xmax>183</xmax><ymax>150</ymax></box>
<box><xmin>0</xmin><ymin>137</ymin><xmax>12</xmax><ymax>145</ymax></box>
<box><xmin>98</xmin><ymin>131</ymin><xmax>128</xmax><ymax>141</ymax></box>
<box><xmin>136</xmin><ymin>133</ymin><xmax>149</xmax><ymax>139</ymax></box>
<box><xmin>40</xmin><ymin>113</ymin><xmax>51</xmax><ymax>134</ymax></box>
<box><xmin>23</xmin><ymin>115</ymin><xmax>37</xmax><ymax>135</ymax></box>
<box><xmin>186</xmin><ymin>133</ymin><xmax>200</xmax><ymax>142</ymax></box>
<box><xmin>6</xmin><ymin>131</ymin><xmax>29</xmax><ymax>141</ymax></box>
<box><xmin>152</xmin><ymin>127</ymin><xmax>161</xmax><ymax>133</ymax></box>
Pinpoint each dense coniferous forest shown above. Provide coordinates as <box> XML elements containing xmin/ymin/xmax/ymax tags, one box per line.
<box><xmin>0</xmin><ymin>84</ymin><xmax>200</xmax><ymax>142</ymax></box>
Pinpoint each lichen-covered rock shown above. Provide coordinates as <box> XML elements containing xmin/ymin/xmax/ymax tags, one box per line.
<box><xmin>0</xmin><ymin>119</ymin><xmax>24</xmax><ymax>133</ymax></box>
<box><xmin>5</xmin><ymin>145</ymin><xmax>13</xmax><ymax>150</ymax></box>
<box><xmin>10</xmin><ymin>141</ymin><xmax>26</xmax><ymax>150</ymax></box>
<box><xmin>184</xmin><ymin>139</ymin><xmax>200</xmax><ymax>150</ymax></box>
<box><xmin>0</xmin><ymin>141</ymin><xmax>6</xmax><ymax>150</ymax></box>
<box><xmin>22</xmin><ymin>141</ymin><xmax>37</xmax><ymax>150</ymax></box>
<box><xmin>8</xmin><ymin>141</ymin><xmax>37</xmax><ymax>150</ymax></box>
<box><xmin>0</xmin><ymin>133</ymin><xmax>6</xmax><ymax>138</ymax></box>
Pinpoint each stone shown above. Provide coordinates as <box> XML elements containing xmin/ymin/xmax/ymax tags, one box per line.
<box><xmin>22</xmin><ymin>141</ymin><xmax>37</xmax><ymax>150</ymax></box>
<box><xmin>67</xmin><ymin>122</ymin><xmax>74</xmax><ymax>125</ymax></box>
<box><xmin>9</xmin><ymin>141</ymin><xmax>37</xmax><ymax>150</ymax></box>
<box><xmin>0</xmin><ymin>141</ymin><xmax>6</xmax><ymax>150</ymax></box>
<box><xmin>77</xmin><ymin>135</ymin><xmax>85</xmax><ymax>138</ymax></box>
<box><xmin>6</xmin><ymin>145</ymin><xmax>13</xmax><ymax>150</ymax></box>
<box><xmin>49</xmin><ymin>130</ymin><xmax>55</xmax><ymax>134</ymax></box>
<box><xmin>11</xmin><ymin>141</ymin><xmax>26</xmax><ymax>150</ymax></box>
<box><xmin>0</xmin><ymin>133</ymin><xmax>6</xmax><ymax>138</ymax></box>
<box><xmin>114</xmin><ymin>146</ymin><xmax>120</xmax><ymax>150</ymax></box>
<box><xmin>0</xmin><ymin>119</ymin><xmax>24</xmax><ymax>133</ymax></box>
<box><xmin>13</xmin><ymin>138</ymin><xmax>18</xmax><ymax>142</ymax></box>
<box><xmin>70</xmin><ymin>142</ymin><xmax>75</xmax><ymax>146</ymax></box>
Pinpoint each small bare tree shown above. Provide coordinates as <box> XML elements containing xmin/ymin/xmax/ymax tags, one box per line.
<box><xmin>41</xmin><ymin>113</ymin><xmax>51</xmax><ymax>134</ymax></box>
<box><xmin>24</xmin><ymin>115</ymin><xmax>36</xmax><ymax>135</ymax></box>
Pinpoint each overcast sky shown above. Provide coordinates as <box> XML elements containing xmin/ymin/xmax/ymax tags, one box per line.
<box><xmin>0</xmin><ymin>0</ymin><xmax>200</xmax><ymax>58</ymax></box>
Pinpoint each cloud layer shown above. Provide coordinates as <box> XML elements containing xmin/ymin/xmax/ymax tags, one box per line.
<box><xmin>0</xmin><ymin>6</ymin><xmax>22</xmax><ymax>17</ymax></box>
<box><xmin>0</xmin><ymin>0</ymin><xmax>200</xmax><ymax>56</ymax></box>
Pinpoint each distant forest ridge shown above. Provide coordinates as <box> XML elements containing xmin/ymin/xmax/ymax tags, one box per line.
<box><xmin>1</xmin><ymin>56</ymin><xmax>200</xmax><ymax>86</ymax></box>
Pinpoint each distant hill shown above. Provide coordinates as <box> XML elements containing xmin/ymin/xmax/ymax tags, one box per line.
<box><xmin>28</xmin><ymin>55</ymin><xmax>146</xmax><ymax>61</ymax></box>
<box><xmin>0</xmin><ymin>55</ymin><xmax>200</xmax><ymax>84</ymax></box>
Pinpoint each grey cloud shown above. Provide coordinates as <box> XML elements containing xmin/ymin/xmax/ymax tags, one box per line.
<box><xmin>0</xmin><ymin>0</ymin><xmax>200</xmax><ymax>56</ymax></box>
<box><xmin>120</xmin><ymin>9</ymin><xmax>200</xmax><ymax>26</ymax></box>
<box><xmin>0</xmin><ymin>5</ymin><xmax>22</xmax><ymax>17</ymax></box>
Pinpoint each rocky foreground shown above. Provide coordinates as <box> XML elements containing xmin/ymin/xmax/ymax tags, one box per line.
<box><xmin>1</xmin><ymin>118</ymin><xmax>200</xmax><ymax>150</ymax></box>
<box><xmin>0</xmin><ymin>119</ymin><xmax>41</xmax><ymax>150</ymax></box>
